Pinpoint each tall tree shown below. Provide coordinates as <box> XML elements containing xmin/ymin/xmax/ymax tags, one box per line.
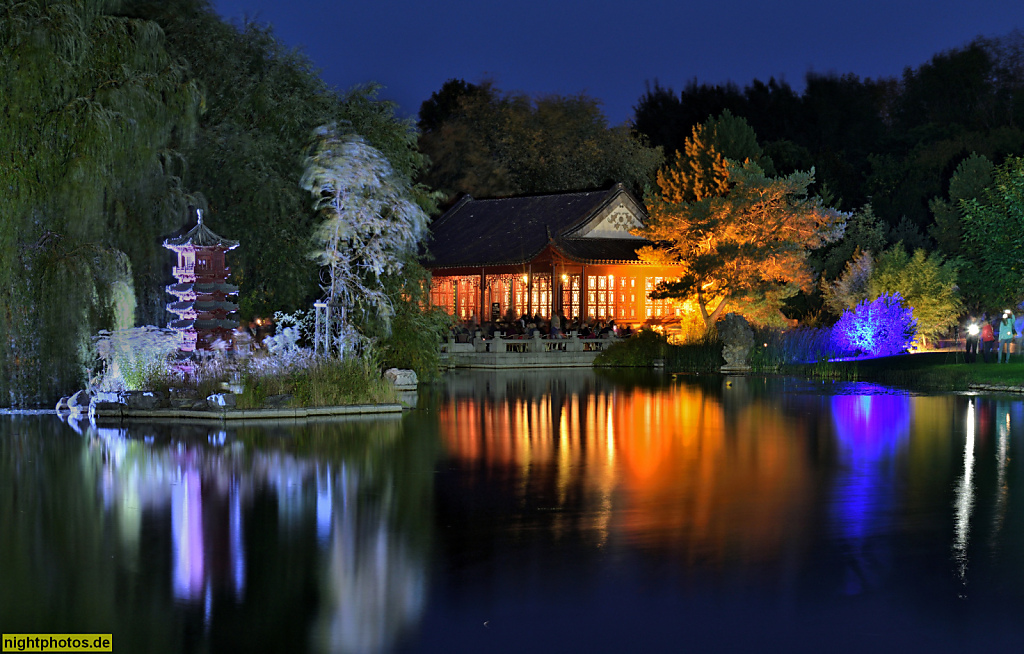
<box><xmin>418</xmin><ymin>80</ymin><xmax>663</xmax><ymax>202</ymax></box>
<box><xmin>302</xmin><ymin>128</ymin><xmax>429</xmax><ymax>356</ymax></box>
<box><xmin>0</xmin><ymin>0</ymin><xmax>200</xmax><ymax>405</ymax></box>
<box><xmin>960</xmin><ymin>156</ymin><xmax>1024</xmax><ymax>309</ymax></box>
<box><xmin>868</xmin><ymin>247</ymin><xmax>963</xmax><ymax>346</ymax></box>
<box><xmin>639</xmin><ymin>161</ymin><xmax>845</xmax><ymax>327</ymax></box>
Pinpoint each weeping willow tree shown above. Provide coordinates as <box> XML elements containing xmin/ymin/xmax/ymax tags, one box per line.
<box><xmin>0</xmin><ymin>0</ymin><xmax>200</xmax><ymax>405</ymax></box>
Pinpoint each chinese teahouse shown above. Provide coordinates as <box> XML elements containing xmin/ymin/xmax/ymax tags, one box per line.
<box><xmin>163</xmin><ymin>209</ymin><xmax>240</xmax><ymax>356</ymax></box>
<box><xmin>424</xmin><ymin>184</ymin><xmax>683</xmax><ymax>325</ymax></box>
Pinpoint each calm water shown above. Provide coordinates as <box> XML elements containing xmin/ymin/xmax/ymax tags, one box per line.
<box><xmin>3</xmin><ymin>370</ymin><xmax>1024</xmax><ymax>653</ymax></box>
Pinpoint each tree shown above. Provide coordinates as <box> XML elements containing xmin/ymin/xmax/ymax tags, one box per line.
<box><xmin>868</xmin><ymin>247</ymin><xmax>963</xmax><ymax>346</ymax></box>
<box><xmin>832</xmin><ymin>293</ymin><xmax>917</xmax><ymax>357</ymax></box>
<box><xmin>656</xmin><ymin>110</ymin><xmax>774</xmax><ymax>204</ymax></box>
<box><xmin>821</xmin><ymin>248</ymin><xmax>874</xmax><ymax>315</ymax></box>
<box><xmin>302</xmin><ymin>127</ymin><xmax>429</xmax><ymax>356</ymax></box>
<box><xmin>0</xmin><ymin>0</ymin><xmax>200</xmax><ymax>405</ymax></box>
<box><xmin>960</xmin><ymin>156</ymin><xmax>1024</xmax><ymax>309</ymax></box>
<box><xmin>929</xmin><ymin>153</ymin><xmax>995</xmax><ymax>257</ymax></box>
<box><xmin>418</xmin><ymin>80</ymin><xmax>663</xmax><ymax>201</ymax></box>
<box><xmin>639</xmin><ymin>160</ymin><xmax>845</xmax><ymax>327</ymax></box>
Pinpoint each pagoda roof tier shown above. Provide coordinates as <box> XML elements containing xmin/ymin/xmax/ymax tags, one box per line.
<box><xmin>163</xmin><ymin>210</ymin><xmax>240</xmax><ymax>252</ymax></box>
<box><xmin>170</xmin><ymin>318</ymin><xmax>239</xmax><ymax>331</ymax></box>
<box><xmin>167</xmin><ymin>300</ymin><xmax>238</xmax><ymax>314</ymax></box>
<box><xmin>166</xmin><ymin>281</ymin><xmax>239</xmax><ymax>296</ymax></box>
<box><xmin>194</xmin><ymin>300</ymin><xmax>239</xmax><ymax>313</ymax></box>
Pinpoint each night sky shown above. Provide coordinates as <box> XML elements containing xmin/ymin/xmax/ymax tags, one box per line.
<box><xmin>212</xmin><ymin>0</ymin><xmax>1024</xmax><ymax>125</ymax></box>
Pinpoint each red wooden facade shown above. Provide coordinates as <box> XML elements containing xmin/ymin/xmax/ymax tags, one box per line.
<box><xmin>424</xmin><ymin>185</ymin><xmax>682</xmax><ymax>326</ymax></box>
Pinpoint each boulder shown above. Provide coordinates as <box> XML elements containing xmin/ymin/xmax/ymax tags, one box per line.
<box><xmin>124</xmin><ymin>391</ymin><xmax>166</xmax><ymax>410</ymax></box>
<box><xmin>718</xmin><ymin>313</ymin><xmax>754</xmax><ymax>373</ymax></box>
<box><xmin>67</xmin><ymin>390</ymin><xmax>91</xmax><ymax>414</ymax></box>
<box><xmin>206</xmin><ymin>393</ymin><xmax>236</xmax><ymax>409</ymax></box>
<box><xmin>384</xmin><ymin>368</ymin><xmax>418</xmax><ymax>391</ymax></box>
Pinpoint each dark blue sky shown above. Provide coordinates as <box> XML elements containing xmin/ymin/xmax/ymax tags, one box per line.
<box><xmin>213</xmin><ymin>0</ymin><xmax>1023</xmax><ymax>125</ymax></box>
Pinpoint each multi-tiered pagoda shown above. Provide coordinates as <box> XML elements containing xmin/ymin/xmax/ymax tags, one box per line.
<box><xmin>163</xmin><ymin>209</ymin><xmax>240</xmax><ymax>355</ymax></box>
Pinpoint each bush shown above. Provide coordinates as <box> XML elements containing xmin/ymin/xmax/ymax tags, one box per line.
<box><xmin>832</xmin><ymin>292</ymin><xmax>917</xmax><ymax>357</ymax></box>
<box><xmin>595</xmin><ymin>329</ymin><xmax>668</xmax><ymax>367</ymax></box>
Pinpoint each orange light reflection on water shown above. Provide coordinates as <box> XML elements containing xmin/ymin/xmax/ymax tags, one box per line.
<box><xmin>438</xmin><ymin>379</ymin><xmax>813</xmax><ymax>564</ymax></box>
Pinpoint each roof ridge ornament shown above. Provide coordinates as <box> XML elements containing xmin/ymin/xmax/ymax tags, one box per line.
<box><xmin>197</xmin><ymin>208</ymin><xmax>204</xmax><ymax>226</ymax></box>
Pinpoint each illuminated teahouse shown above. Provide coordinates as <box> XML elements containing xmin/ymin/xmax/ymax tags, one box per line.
<box><xmin>424</xmin><ymin>184</ymin><xmax>683</xmax><ymax>326</ymax></box>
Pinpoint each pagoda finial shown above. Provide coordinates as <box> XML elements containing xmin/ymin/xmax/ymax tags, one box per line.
<box><xmin>197</xmin><ymin>208</ymin><xmax>204</xmax><ymax>225</ymax></box>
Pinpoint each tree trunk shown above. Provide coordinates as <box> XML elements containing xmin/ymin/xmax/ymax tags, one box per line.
<box><xmin>697</xmin><ymin>286</ymin><xmax>728</xmax><ymax>328</ymax></box>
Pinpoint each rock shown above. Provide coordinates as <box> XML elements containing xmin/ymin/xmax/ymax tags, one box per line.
<box><xmin>169</xmin><ymin>397</ymin><xmax>194</xmax><ymax>409</ymax></box>
<box><xmin>55</xmin><ymin>396</ymin><xmax>70</xmax><ymax>412</ymax></box>
<box><xmin>124</xmin><ymin>391</ymin><xmax>166</xmax><ymax>410</ymax></box>
<box><xmin>191</xmin><ymin>400</ymin><xmax>210</xmax><ymax>411</ymax></box>
<box><xmin>384</xmin><ymin>368</ymin><xmax>418</xmax><ymax>390</ymax></box>
<box><xmin>67</xmin><ymin>390</ymin><xmax>91</xmax><ymax>414</ymax></box>
<box><xmin>718</xmin><ymin>313</ymin><xmax>754</xmax><ymax>372</ymax></box>
<box><xmin>89</xmin><ymin>401</ymin><xmax>123</xmax><ymax>420</ymax></box>
<box><xmin>206</xmin><ymin>393</ymin><xmax>236</xmax><ymax>409</ymax></box>
<box><xmin>263</xmin><ymin>394</ymin><xmax>293</xmax><ymax>408</ymax></box>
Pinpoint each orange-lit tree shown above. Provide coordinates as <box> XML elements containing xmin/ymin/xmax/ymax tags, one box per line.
<box><xmin>639</xmin><ymin>160</ymin><xmax>845</xmax><ymax>328</ymax></box>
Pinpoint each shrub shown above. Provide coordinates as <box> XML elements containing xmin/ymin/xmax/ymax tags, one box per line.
<box><xmin>832</xmin><ymin>292</ymin><xmax>917</xmax><ymax>357</ymax></box>
<box><xmin>92</xmin><ymin>326</ymin><xmax>179</xmax><ymax>391</ymax></box>
<box><xmin>595</xmin><ymin>329</ymin><xmax>668</xmax><ymax>366</ymax></box>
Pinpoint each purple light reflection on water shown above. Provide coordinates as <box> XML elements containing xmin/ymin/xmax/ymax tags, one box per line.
<box><xmin>829</xmin><ymin>389</ymin><xmax>913</xmax><ymax>594</ymax></box>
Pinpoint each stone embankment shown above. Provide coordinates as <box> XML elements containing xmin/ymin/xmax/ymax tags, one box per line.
<box><xmin>56</xmin><ymin>367</ymin><xmax>419</xmax><ymax>423</ymax></box>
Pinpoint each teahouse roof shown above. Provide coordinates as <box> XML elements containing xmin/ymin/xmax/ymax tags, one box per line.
<box><xmin>425</xmin><ymin>184</ymin><xmax>651</xmax><ymax>269</ymax></box>
<box><xmin>163</xmin><ymin>210</ymin><xmax>240</xmax><ymax>252</ymax></box>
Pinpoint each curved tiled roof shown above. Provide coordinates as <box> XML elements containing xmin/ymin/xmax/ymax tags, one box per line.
<box><xmin>163</xmin><ymin>211</ymin><xmax>239</xmax><ymax>252</ymax></box>
<box><xmin>426</xmin><ymin>189</ymin><xmax>615</xmax><ymax>268</ymax></box>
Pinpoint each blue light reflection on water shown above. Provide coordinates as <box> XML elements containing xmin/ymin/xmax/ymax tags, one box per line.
<box><xmin>828</xmin><ymin>389</ymin><xmax>912</xmax><ymax>595</ymax></box>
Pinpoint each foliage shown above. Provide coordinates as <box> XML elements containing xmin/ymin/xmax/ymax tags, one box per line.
<box><xmin>418</xmin><ymin>79</ymin><xmax>663</xmax><ymax>201</ymax></box>
<box><xmin>816</xmin><ymin>204</ymin><xmax>887</xmax><ymax>280</ymax></box>
<box><xmin>130</xmin><ymin>1</ymin><xmax>433</xmax><ymax>319</ymax></box>
<box><xmin>832</xmin><ymin>293</ymin><xmax>917</xmax><ymax>357</ymax></box>
<box><xmin>594</xmin><ymin>330</ymin><xmax>668</xmax><ymax>367</ymax></box>
<box><xmin>92</xmin><ymin>326</ymin><xmax>180</xmax><ymax>392</ymax></box>
<box><xmin>302</xmin><ymin>127</ymin><xmax>430</xmax><ymax>357</ymax></box>
<box><xmin>821</xmin><ymin>248</ymin><xmax>874</xmax><ymax>315</ymax></box>
<box><xmin>655</xmin><ymin>110</ymin><xmax>774</xmax><ymax>204</ymax></box>
<box><xmin>640</xmin><ymin>158</ymin><xmax>846</xmax><ymax>327</ymax></box>
<box><xmin>0</xmin><ymin>0</ymin><xmax>200</xmax><ymax>406</ymax></box>
<box><xmin>376</xmin><ymin>260</ymin><xmax>453</xmax><ymax>380</ymax></box>
<box><xmin>751</xmin><ymin>326</ymin><xmax>841</xmax><ymax>367</ymax></box>
<box><xmin>665</xmin><ymin>330</ymin><xmax>725</xmax><ymax>372</ymax></box>
<box><xmin>928</xmin><ymin>153</ymin><xmax>994</xmax><ymax>257</ymax></box>
<box><xmin>960</xmin><ymin>156</ymin><xmax>1024</xmax><ymax>310</ymax></box>
<box><xmin>868</xmin><ymin>247</ymin><xmax>963</xmax><ymax>345</ymax></box>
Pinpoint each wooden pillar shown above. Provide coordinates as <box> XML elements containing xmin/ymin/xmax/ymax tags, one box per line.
<box><xmin>580</xmin><ymin>265</ymin><xmax>587</xmax><ymax>321</ymax></box>
<box><xmin>480</xmin><ymin>268</ymin><xmax>487</xmax><ymax>322</ymax></box>
<box><xmin>527</xmin><ymin>264</ymin><xmax>533</xmax><ymax>317</ymax></box>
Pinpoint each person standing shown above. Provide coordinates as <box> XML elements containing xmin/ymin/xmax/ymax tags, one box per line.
<box><xmin>998</xmin><ymin>309</ymin><xmax>1016</xmax><ymax>363</ymax></box>
<box><xmin>981</xmin><ymin>314</ymin><xmax>996</xmax><ymax>363</ymax></box>
<box><xmin>965</xmin><ymin>316</ymin><xmax>980</xmax><ymax>363</ymax></box>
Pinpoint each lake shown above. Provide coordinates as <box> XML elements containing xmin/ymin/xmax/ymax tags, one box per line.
<box><xmin>2</xmin><ymin>369</ymin><xmax>1024</xmax><ymax>653</ymax></box>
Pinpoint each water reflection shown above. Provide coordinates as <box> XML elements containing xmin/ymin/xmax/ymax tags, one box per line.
<box><xmin>25</xmin><ymin>415</ymin><xmax>437</xmax><ymax>654</ymax></box>
<box><xmin>829</xmin><ymin>391</ymin><xmax>912</xmax><ymax>594</ymax></box>
<box><xmin>438</xmin><ymin>370</ymin><xmax>815</xmax><ymax>564</ymax></box>
<box><xmin>953</xmin><ymin>400</ymin><xmax>976</xmax><ymax>588</ymax></box>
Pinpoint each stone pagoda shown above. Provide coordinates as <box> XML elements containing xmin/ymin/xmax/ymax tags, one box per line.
<box><xmin>163</xmin><ymin>209</ymin><xmax>240</xmax><ymax>356</ymax></box>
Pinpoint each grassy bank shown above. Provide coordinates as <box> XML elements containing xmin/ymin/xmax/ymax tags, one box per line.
<box><xmin>786</xmin><ymin>352</ymin><xmax>1024</xmax><ymax>391</ymax></box>
<box><xmin>597</xmin><ymin>330</ymin><xmax>1024</xmax><ymax>393</ymax></box>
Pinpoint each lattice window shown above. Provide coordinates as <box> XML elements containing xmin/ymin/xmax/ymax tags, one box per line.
<box><xmin>561</xmin><ymin>274</ymin><xmax>580</xmax><ymax>319</ymax></box>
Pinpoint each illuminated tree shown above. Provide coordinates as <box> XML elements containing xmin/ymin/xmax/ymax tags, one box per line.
<box><xmin>832</xmin><ymin>293</ymin><xmax>917</xmax><ymax>357</ymax></box>
<box><xmin>639</xmin><ymin>160</ymin><xmax>845</xmax><ymax>327</ymax></box>
<box><xmin>302</xmin><ymin>127</ymin><xmax>429</xmax><ymax>356</ymax></box>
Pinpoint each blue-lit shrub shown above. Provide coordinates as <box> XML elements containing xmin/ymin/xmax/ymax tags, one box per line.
<box><xmin>831</xmin><ymin>293</ymin><xmax>917</xmax><ymax>357</ymax></box>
